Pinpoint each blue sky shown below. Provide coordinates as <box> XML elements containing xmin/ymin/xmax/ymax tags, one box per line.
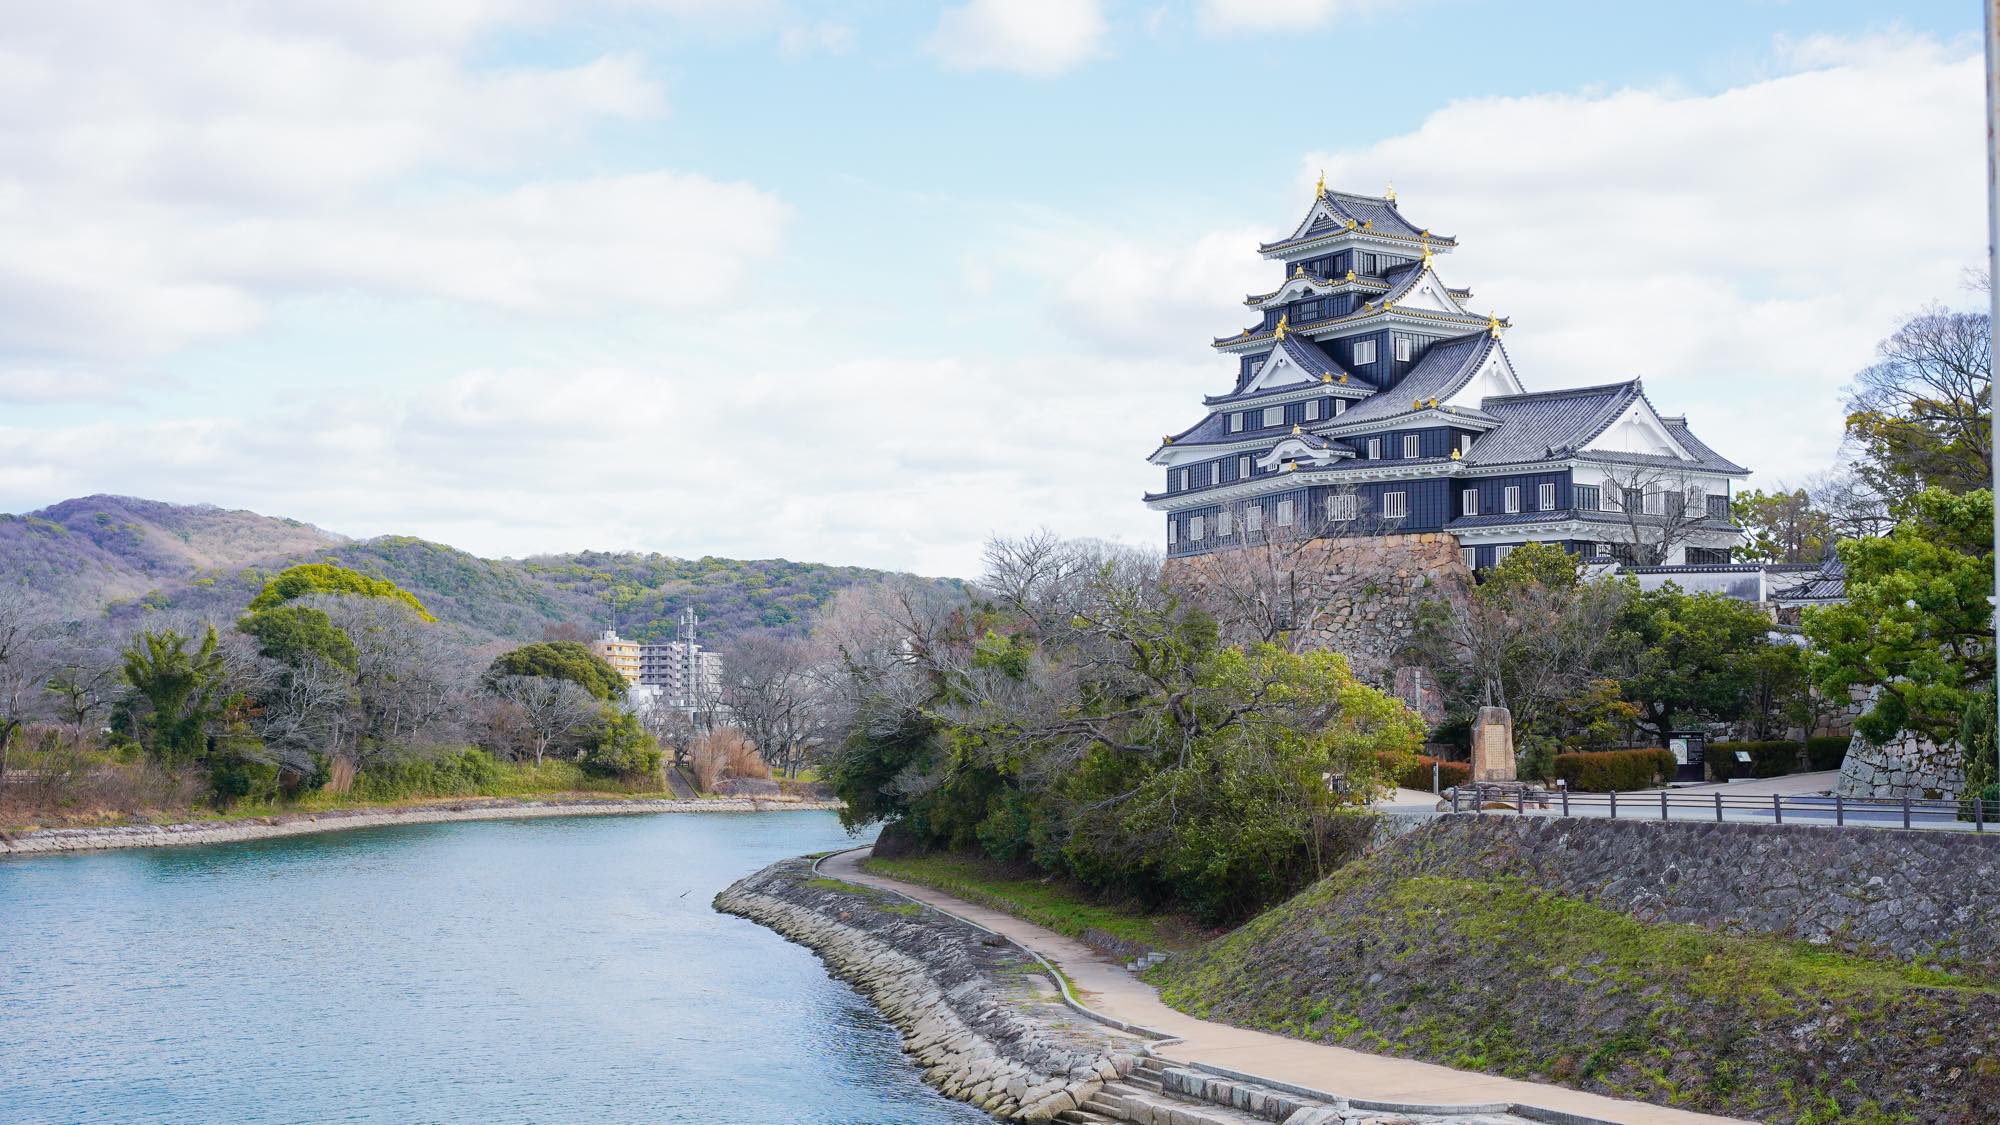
<box><xmin>0</xmin><ymin>1</ymin><xmax>1987</xmax><ymax>577</ymax></box>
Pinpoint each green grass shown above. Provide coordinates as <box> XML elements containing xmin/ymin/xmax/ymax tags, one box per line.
<box><xmin>861</xmin><ymin>852</ymin><xmax>1212</xmax><ymax>953</ymax></box>
<box><xmin>1151</xmin><ymin>867</ymin><xmax>1995</xmax><ymax>1122</ymax></box>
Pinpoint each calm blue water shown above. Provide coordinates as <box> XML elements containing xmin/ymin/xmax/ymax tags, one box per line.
<box><xmin>0</xmin><ymin>812</ymin><xmax>993</xmax><ymax>1124</ymax></box>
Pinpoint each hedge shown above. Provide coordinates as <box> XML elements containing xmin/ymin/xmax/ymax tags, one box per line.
<box><xmin>1552</xmin><ymin>748</ymin><xmax>1678</xmax><ymax>792</ymax></box>
<box><xmin>1393</xmin><ymin>755</ymin><xmax>1470</xmax><ymax>792</ymax></box>
<box><xmin>1707</xmin><ymin>741</ymin><xmax>1802</xmax><ymax>781</ymax></box>
<box><xmin>1806</xmin><ymin>735</ymin><xmax>1850</xmax><ymax>771</ymax></box>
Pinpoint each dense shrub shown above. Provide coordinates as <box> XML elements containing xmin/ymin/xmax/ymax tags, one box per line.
<box><xmin>1707</xmin><ymin>741</ymin><xmax>1804</xmax><ymax>781</ymax></box>
<box><xmin>1805</xmin><ymin>735</ymin><xmax>1850</xmax><ymax>771</ymax></box>
<box><xmin>582</xmin><ymin>711</ymin><xmax>663</xmax><ymax>780</ymax></box>
<box><xmin>353</xmin><ymin>748</ymin><xmax>504</xmax><ymax>801</ymax></box>
<box><xmin>1383</xmin><ymin>753</ymin><xmax>1469</xmax><ymax>792</ymax></box>
<box><xmin>1552</xmin><ymin>748</ymin><xmax>1677</xmax><ymax>792</ymax></box>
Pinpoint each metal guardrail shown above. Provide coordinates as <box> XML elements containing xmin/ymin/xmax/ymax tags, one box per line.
<box><xmin>1449</xmin><ymin>782</ymin><xmax>2000</xmax><ymax>833</ymax></box>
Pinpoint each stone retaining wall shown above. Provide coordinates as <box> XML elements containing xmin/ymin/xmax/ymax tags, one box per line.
<box><xmin>0</xmin><ymin>797</ymin><xmax>842</xmax><ymax>856</ymax></box>
<box><xmin>1396</xmin><ymin>814</ymin><xmax>2000</xmax><ymax>972</ymax></box>
<box><xmin>715</xmin><ymin>857</ymin><xmax>1139</xmax><ymax>1121</ymax></box>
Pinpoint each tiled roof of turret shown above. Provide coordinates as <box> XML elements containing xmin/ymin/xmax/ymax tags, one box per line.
<box><xmin>1659</xmin><ymin>418</ymin><xmax>1750</xmax><ymax>474</ymax></box>
<box><xmin>1260</xmin><ymin>190</ymin><xmax>1452</xmax><ymax>253</ymax></box>
<box><xmin>1325</xmin><ymin>332</ymin><xmax>1492</xmax><ymax>427</ymax></box>
<box><xmin>1457</xmin><ymin>382</ymin><xmax>1641</xmax><ymax>466</ymax></box>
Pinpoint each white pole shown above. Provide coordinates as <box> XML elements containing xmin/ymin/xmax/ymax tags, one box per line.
<box><xmin>1987</xmin><ymin>0</ymin><xmax>2000</xmax><ymax>802</ymax></box>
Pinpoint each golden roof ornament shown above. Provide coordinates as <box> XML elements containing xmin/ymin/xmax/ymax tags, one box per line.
<box><xmin>1344</xmin><ymin>268</ymin><xmax>1356</xmax><ymax>282</ymax></box>
<box><xmin>1344</xmin><ymin>218</ymin><xmax>1357</xmax><ymax>230</ymax></box>
<box><xmin>1281</xmin><ymin>462</ymin><xmax>1296</xmax><ymax>473</ymax></box>
<box><xmin>1384</xmin><ymin>181</ymin><xmax>1396</xmax><ymax>203</ymax></box>
<box><xmin>1338</xmin><ymin>373</ymin><xmax>1348</xmax><ymax>384</ymax></box>
<box><xmin>1291</xmin><ymin>423</ymin><xmax>1302</xmax><ymax>435</ymax></box>
<box><xmin>1321</xmin><ymin>372</ymin><xmax>1333</xmax><ymax>383</ymax></box>
<box><xmin>1420</xmin><ymin>233</ymin><xmax>1433</xmax><ymax>267</ymax></box>
<box><xmin>1315</xmin><ymin>169</ymin><xmax>1326</xmax><ymax>198</ymax></box>
<box><xmin>1163</xmin><ymin>435</ymin><xmax>1174</xmax><ymax>445</ymax></box>
<box><xmin>1274</xmin><ymin>313</ymin><xmax>1289</xmax><ymax>339</ymax></box>
<box><xmin>1413</xmin><ymin>398</ymin><xmax>1423</xmax><ymax>410</ymax></box>
<box><xmin>1487</xmin><ymin>312</ymin><xmax>1503</xmax><ymax>338</ymax></box>
<box><xmin>1450</xmin><ymin>448</ymin><xmax>1462</xmax><ymax>461</ymax></box>
<box><xmin>1427</xmin><ymin>397</ymin><xmax>1439</xmax><ymax>408</ymax></box>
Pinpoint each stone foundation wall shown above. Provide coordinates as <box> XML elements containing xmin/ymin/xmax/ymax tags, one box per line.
<box><xmin>1835</xmin><ymin>728</ymin><xmax>1966</xmax><ymax>801</ymax></box>
<box><xmin>1166</xmin><ymin>532</ymin><xmax>1471</xmax><ymax>685</ymax></box>
<box><xmin>1395</xmin><ymin>815</ymin><xmax>2000</xmax><ymax>972</ymax></box>
<box><xmin>715</xmin><ymin>857</ymin><xmax>1137</xmax><ymax>1121</ymax></box>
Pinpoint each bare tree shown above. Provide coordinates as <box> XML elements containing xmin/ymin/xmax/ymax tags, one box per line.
<box><xmin>1808</xmin><ymin>464</ymin><xmax>1896</xmax><ymax>541</ymax></box>
<box><xmin>488</xmin><ymin>675</ymin><xmax>599</xmax><ymax>765</ymax></box>
<box><xmin>1588</xmin><ymin>462</ymin><xmax>1724</xmax><ymax>565</ymax></box>
<box><xmin>1844</xmin><ymin>302</ymin><xmax>1992</xmax><ymax>499</ymax></box>
<box><xmin>721</xmin><ymin>631</ymin><xmax>826</xmax><ymax>778</ymax></box>
<box><xmin>1165</xmin><ymin>486</ymin><xmax>1391</xmax><ymax>654</ymax></box>
<box><xmin>0</xmin><ymin>589</ymin><xmax>58</xmax><ymax>781</ymax></box>
<box><xmin>43</xmin><ymin>621</ymin><xmax>123</xmax><ymax>748</ymax></box>
<box><xmin>322</xmin><ymin>597</ymin><xmax>470</xmax><ymax>759</ymax></box>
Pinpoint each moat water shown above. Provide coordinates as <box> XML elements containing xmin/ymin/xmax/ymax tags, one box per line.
<box><xmin>0</xmin><ymin>811</ymin><xmax>993</xmax><ymax>1123</ymax></box>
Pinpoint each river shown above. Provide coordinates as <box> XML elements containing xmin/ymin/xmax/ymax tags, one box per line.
<box><xmin>0</xmin><ymin>811</ymin><xmax>994</xmax><ymax>1124</ymax></box>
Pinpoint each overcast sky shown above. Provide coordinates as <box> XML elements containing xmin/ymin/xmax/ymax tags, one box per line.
<box><xmin>0</xmin><ymin>1</ymin><xmax>1986</xmax><ymax>577</ymax></box>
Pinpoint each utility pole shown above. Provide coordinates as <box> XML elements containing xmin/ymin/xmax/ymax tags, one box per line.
<box><xmin>1987</xmin><ymin>0</ymin><xmax>1999</xmax><ymax>800</ymax></box>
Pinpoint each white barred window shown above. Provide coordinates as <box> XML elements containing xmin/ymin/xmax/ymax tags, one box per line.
<box><xmin>1402</xmin><ymin>433</ymin><xmax>1420</xmax><ymax>459</ymax></box>
<box><xmin>1277</xmin><ymin>499</ymin><xmax>1296</xmax><ymax>526</ymax></box>
<box><xmin>1462</xmin><ymin>489</ymin><xmax>1479</xmax><ymax>516</ymax></box>
<box><xmin>1334</xmin><ymin>398</ymin><xmax>1347</xmax><ymax>415</ymax></box>
<box><xmin>1262</xmin><ymin>405</ymin><xmax>1284</xmax><ymax>427</ymax></box>
<box><xmin>1217</xmin><ymin>509</ymin><xmax>1233</xmax><ymax>537</ymax></box>
<box><xmin>1504</xmin><ymin>486</ymin><xmax>1521</xmax><ymax>514</ymax></box>
<box><xmin>1353</xmin><ymin>339</ymin><xmax>1378</xmax><ymax>365</ymax></box>
<box><xmin>1367</xmin><ymin>437</ymin><xmax>1381</xmax><ymax>459</ymax></box>
<box><xmin>1304</xmin><ymin>399</ymin><xmax>1320</xmax><ymax>421</ymax></box>
<box><xmin>1190</xmin><ymin>516</ymin><xmax>1205</xmax><ymax>541</ymax></box>
<box><xmin>1178</xmin><ymin>469</ymin><xmax>1189</xmax><ymax>491</ymax></box>
<box><xmin>1210</xmin><ymin>463</ymin><xmax>1221</xmax><ymax>486</ymax></box>
<box><xmin>1381</xmin><ymin>491</ymin><xmax>1409</xmax><ymax>519</ymax></box>
<box><xmin>1228</xmin><ymin>413</ymin><xmax>1244</xmax><ymax>433</ymax></box>
<box><xmin>1326</xmin><ymin>492</ymin><xmax>1359</xmax><ymax>521</ymax></box>
<box><xmin>1239</xmin><ymin>454</ymin><xmax>1252</xmax><ymax>479</ymax></box>
<box><xmin>1538</xmin><ymin>482</ymin><xmax>1556</xmax><ymax>510</ymax></box>
<box><xmin>1168</xmin><ymin>520</ymin><xmax>1178</xmax><ymax>544</ymax></box>
<box><xmin>1246</xmin><ymin>505</ymin><xmax>1263</xmax><ymax>533</ymax></box>
<box><xmin>1460</xmin><ymin>547</ymin><xmax>1477</xmax><ymax>569</ymax></box>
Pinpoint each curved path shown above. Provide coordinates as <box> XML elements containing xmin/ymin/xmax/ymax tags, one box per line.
<box><xmin>822</xmin><ymin>848</ymin><xmax>1745</xmax><ymax>1125</ymax></box>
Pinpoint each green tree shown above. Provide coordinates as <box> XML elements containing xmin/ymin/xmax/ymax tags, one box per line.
<box><xmin>1805</xmin><ymin>488</ymin><xmax>1995</xmax><ymax>745</ymax></box>
<box><xmin>582</xmin><ymin>708</ymin><xmax>663</xmax><ymax>780</ymax></box>
<box><xmin>484</xmin><ymin>641</ymin><xmax>626</xmax><ymax>701</ymax></box>
<box><xmin>1616</xmin><ymin>585</ymin><xmax>1773</xmax><ymax>745</ymax></box>
<box><xmin>1731</xmin><ymin>488</ymin><xmax>1833</xmax><ymax>563</ymax></box>
<box><xmin>121</xmin><ymin>626</ymin><xmax>229</xmax><ymax>767</ymax></box>
<box><xmin>248</xmin><ymin>563</ymin><xmax>435</xmax><ymax>622</ymax></box>
<box><xmin>239</xmin><ymin>604</ymin><xmax>357</xmax><ymax>671</ymax></box>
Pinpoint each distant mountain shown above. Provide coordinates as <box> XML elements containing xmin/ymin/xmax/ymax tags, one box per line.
<box><xmin>1</xmin><ymin>495</ymin><xmax>958</xmax><ymax>645</ymax></box>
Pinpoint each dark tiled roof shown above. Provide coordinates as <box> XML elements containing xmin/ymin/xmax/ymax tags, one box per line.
<box><xmin>1204</xmin><ymin>336</ymin><xmax>1359</xmax><ymax>405</ymax></box>
<box><xmin>1459</xmin><ymin>382</ymin><xmax>1639</xmax><ymax>466</ymax></box>
<box><xmin>1259</xmin><ymin>190</ymin><xmax>1452</xmax><ymax>253</ymax></box>
<box><xmin>1776</xmin><ymin>556</ymin><xmax>1846</xmax><ymax>602</ymax></box>
<box><xmin>1660</xmin><ymin>418</ymin><xmax>1750</xmax><ymax>474</ymax></box>
<box><xmin>1329</xmin><ymin>332</ymin><xmax>1493</xmax><ymax>427</ymax></box>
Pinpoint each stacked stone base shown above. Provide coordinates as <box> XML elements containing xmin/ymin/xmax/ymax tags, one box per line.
<box><xmin>714</xmin><ymin>858</ymin><xmax>1136</xmax><ymax>1120</ymax></box>
<box><xmin>1834</xmin><ymin>729</ymin><xmax>1965</xmax><ymax>801</ymax></box>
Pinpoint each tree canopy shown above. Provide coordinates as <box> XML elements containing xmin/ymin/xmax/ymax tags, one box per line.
<box><xmin>483</xmin><ymin>641</ymin><xmax>626</xmax><ymax>701</ymax></box>
<box><xmin>1805</xmin><ymin>487</ymin><xmax>1995</xmax><ymax>745</ymax></box>
<box><xmin>248</xmin><ymin>563</ymin><xmax>435</xmax><ymax>622</ymax></box>
<box><xmin>1615</xmin><ymin>584</ymin><xmax>1773</xmax><ymax>744</ymax></box>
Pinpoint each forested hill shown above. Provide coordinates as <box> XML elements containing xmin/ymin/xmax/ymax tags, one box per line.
<box><xmin>1</xmin><ymin>495</ymin><xmax>956</xmax><ymax>644</ymax></box>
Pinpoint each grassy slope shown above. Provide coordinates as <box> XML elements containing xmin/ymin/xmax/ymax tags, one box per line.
<box><xmin>1149</xmin><ymin>860</ymin><xmax>2000</xmax><ymax>1124</ymax></box>
<box><xmin>862</xmin><ymin>853</ymin><xmax>1212</xmax><ymax>953</ymax></box>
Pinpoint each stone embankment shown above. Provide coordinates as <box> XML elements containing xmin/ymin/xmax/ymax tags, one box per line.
<box><xmin>719</xmin><ymin>855</ymin><xmax>1550</xmax><ymax>1125</ymax></box>
<box><xmin>715</xmin><ymin>856</ymin><xmax>1138</xmax><ymax>1120</ymax></box>
<box><xmin>0</xmin><ymin>796</ymin><xmax>842</xmax><ymax>857</ymax></box>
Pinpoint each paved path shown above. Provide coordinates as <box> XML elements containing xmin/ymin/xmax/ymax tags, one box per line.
<box><xmin>822</xmin><ymin>849</ymin><xmax>1746</xmax><ymax>1125</ymax></box>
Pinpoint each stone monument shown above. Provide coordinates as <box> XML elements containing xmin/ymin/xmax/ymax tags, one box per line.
<box><xmin>1471</xmin><ymin>706</ymin><xmax>1516</xmax><ymax>783</ymax></box>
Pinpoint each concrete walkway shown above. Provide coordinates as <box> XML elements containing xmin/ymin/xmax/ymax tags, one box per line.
<box><xmin>823</xmin><ymin>849</ymin><xmax>1746</xmax><ymax>1125</ymax></box>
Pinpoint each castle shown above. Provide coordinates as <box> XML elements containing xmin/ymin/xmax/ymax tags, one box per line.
<box><xmin>1146</xmin><ymin>180</ymin><xmax>1746</xmax><ymax>569</ymax></box>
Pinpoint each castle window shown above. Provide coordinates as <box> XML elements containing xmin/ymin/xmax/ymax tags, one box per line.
<box><xmin>1168</xmin><ymin>520</ymin><xmax>1178</xmax><ymax>545</ymax></box>
<box><xmin>1304</xmin><ymin>399</ymin><xmax>1320</xmax><ymax>422</ymax></box>
<box><xmin>1178</xmin><ymin>469</ymin><xmax>1189</xmax><ymax>491</ymax></box>
<box><xmin>1277</xmin><ymin>498</ymin><xmax>1296</xmax><ymax>526</ymax></box>
<box><xmin>1334</xmin><ymin>399</ymin><xmax>1347</xmax><ymax>415</ymax></box>
<box><xmin>1367</xmin><ymin>437</ymin><xmax>1381</xmax><ymax>459</ymax></box>
<box><xmin>1246</xmin><ymin>505</ymin><xmax>1263</xmax><ymax>533</ymax></box>
<box><xmin>1457</xmin><ymin>432</ymin><xmax>1475</xmax><ymax>455</ymax></box>
<box><xmin>1402</xmin><ymin>434</ymin><xmax>1419</xmax><ymax>458</ymax></box>
<box><xmin>1353</xmin><ymin>339</ymin><xmax>1378</xmax><ymax>365</ymax></box>
<box><xmin>1504</xmin><ymin>486</ymin><xmax>1520</xmax><ymax>513</ymax></box>
<box><xmin>1394</xmin><ymin>336</ymin><xmax>1412</xmax><ymax>362</ymax></box>
<box><xmin>1462</xmin><ymin>489</ymin><xmax>1478</xmax><ymax>516</ymax></box>
<box><xmin>1229</xmin><ymin>413</ymin><xmax>1244</xmax><ymax>433</ymax></box>
<box><xmin>1262</xmin><ymin>406</ymin><xmax>1282</xmax><ymax>427</ymax></box>
<box><xmin>1495</xmin><ymin>544</ymin><xmax>1515</xmax><ymax>563</ymax></box>
<box><xmin>1539</xmin><ymin>482</ymin><xmax>1557</xmax><ymax>511</ymax></box>
<box><xmin>1217</xmin><ymin>509</ymin><xmax>1233</xmax><ymax>536</ymax></box>
<box><xmin>1381</xmin><ymin>491</ymin><xmax>1409</xmax><ymax>519</ymax></box>
<box><xmin>1238</xmin><ymin>455</ymin><xmax>1252</xmax><ymax>479</ymax></box>
<box><xmin>1190</xmin><ymin>516</ymin><xmax>1205</xmax><ymax>541</ymax></box>
<box><xmin>1460</xmin><ymin>547</ymin><xmax>1476</xmax><ymax>569</ymax></box>
<box><xmin>1621</xmin><ymin>487</ymin><xmax>1643</xmax><ymax>512</ymax></box>
<box><xmin>1327</xmin><ymin>492</ymin><xmax>1359</xmax><ymax>521</ymax></box>
<box><xmin>1211</xmin><ymin>464</ymin><xmax>1221</xmax><ymax>486</ymax></box>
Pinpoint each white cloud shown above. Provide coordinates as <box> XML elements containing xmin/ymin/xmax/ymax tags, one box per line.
<box><xmin>0</xmin><ymin>4</ymin><xmax>793</xmax><ymax>367</ymax></box>
<box><xmin>1038</xmin><ymin>227</ymin><xmax>1271</xmax><ymax>355</ymax></box>
<box><xmin>1279</xmin><ymin>32</ymin><xmax>1985</xmax><ymax>488</ymax></box>
<box><xmin>1197</xmin><ymin>0</ymin><xmax>1383</xmax><ymax>32</ymax></box>
<box><xmin>928</xmin><ymin>0</ymin><xmax>1107</xmax><ymax>77</ymax></box>
<box><xmin>0</xmin><ymin>349</ymin><xmax>1192</xmax><ymax>577</ymax></box>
